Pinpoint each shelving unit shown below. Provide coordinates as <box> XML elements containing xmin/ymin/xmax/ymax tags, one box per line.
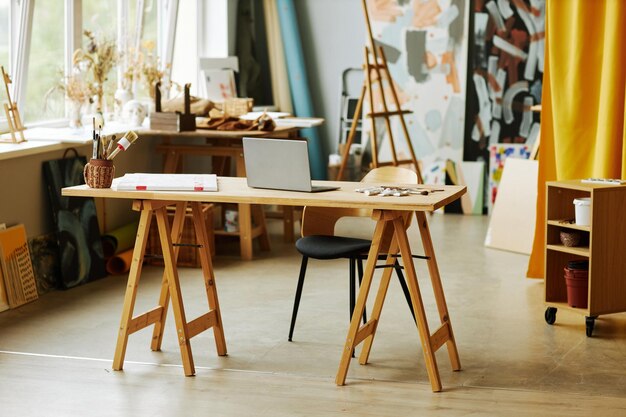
<box><xmin>544</xmin><ymin>180</ymin><xmax>626</xmax><ymax>336</ymax></box>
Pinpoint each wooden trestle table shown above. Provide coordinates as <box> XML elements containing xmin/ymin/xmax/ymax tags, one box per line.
<box><xmin>153</xmin><ymin>125</ymin><xmax>304</xmax><ymax>260</ymax></box>
<box><xmin>62</xmin><ymin>177</ymin><xmax>465</xmax><ymax>392</ymax></box>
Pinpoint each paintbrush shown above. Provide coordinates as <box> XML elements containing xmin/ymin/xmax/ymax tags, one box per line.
<box><xmin>107</xmin><ymin>131</ymin><xmax>139</xmax><ymax>160</ymax></box>
<box><xmin>105</xmin><ymin>135</ymin><xmax>116</xmax><ymax>159</ymax></box>
<box><xmin>92</xmin><ymin>117</ymin><xmax>97</xmax><ymax>159</ymax></box>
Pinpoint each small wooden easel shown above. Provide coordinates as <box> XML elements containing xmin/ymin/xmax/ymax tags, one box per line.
<box><xmin>1</xmin><ymin>66</ymin><xmax>26</xmax><ymax>143</ymax></box>
<box><xmin>336</xmin><ymin>0</ymin><xmax>421</xmax><ymax>183</ymax></box>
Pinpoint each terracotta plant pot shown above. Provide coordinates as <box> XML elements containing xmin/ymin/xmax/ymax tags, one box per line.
<box><xmin>564</xmin><ymin>261</ymin><xmax>589</xmax><ymax>309</ymax></box>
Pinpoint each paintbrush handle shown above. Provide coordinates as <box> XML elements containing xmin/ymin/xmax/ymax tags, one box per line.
<box><xmin>107</xmin><ymin>147</ymin><xmax>119</xmax><ymax>160</ymax></box>
<box><xmin>107</xmin><ymin>131</ymin><xmax>138</xmax><ymax>160</ymax></box>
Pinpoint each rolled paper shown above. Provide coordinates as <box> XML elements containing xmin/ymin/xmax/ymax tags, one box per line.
<box><xmin>106</xmin><ymin>248</ymin><xmax>134</xmax><ymax>275</ymax></box>
<box><xmin>101</xmin><ymin>221</ymin><xmax>139</xmax><ymax>258</ymax></box>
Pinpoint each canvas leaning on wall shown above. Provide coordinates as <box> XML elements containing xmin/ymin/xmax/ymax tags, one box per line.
<box><xmin>200</xmin><ymin>69</ymin><xmax>238</xmax><ymax>102</ymax></box>
<box><xmin>0</xmin><ymin>224</ymin><xmax>39</xmax><ymax>309</ymax></box>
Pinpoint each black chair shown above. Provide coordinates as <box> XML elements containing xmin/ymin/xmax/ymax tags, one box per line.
<box><xmin>288</xmin><ymin>167</ymin><xmax>418</xmax><ymax>342</ymax></box>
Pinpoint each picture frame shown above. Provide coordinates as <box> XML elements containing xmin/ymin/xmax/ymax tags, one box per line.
<box><xmin>200</xmin><ymin>69</ymin><xmax>238</xmax><ymax>102</ymax></box>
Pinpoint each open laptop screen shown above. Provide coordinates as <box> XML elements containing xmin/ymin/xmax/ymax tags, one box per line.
<box><xmin>242</xmin><ymin>138</ymin><xmax>338</xmax><ymax>192</ymax></box>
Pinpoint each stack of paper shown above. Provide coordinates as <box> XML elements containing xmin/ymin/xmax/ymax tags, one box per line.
<box><xmin>239</xmin><ymin>111</ymin><xmax>291</xmax><ymax>120</ymax></box>
<box><xmin>115</xmin><ymin>174</ymin><xmax>218</xmax><ymax>191</ymax></box>
<box><xmin>274</xmin><ymin>117</ymin><xmax>324</xmax><ymax>128</ymax></box>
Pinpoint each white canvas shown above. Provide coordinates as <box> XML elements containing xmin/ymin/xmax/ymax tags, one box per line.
<box><xmin>485</xmin><ymin>158</ymin><xmax>538</xmax><ymax>254</ymax></box>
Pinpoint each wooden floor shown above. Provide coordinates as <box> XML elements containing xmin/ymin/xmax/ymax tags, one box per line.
<box><xmin>1</xmin><ymin>214</ymin><xmax>626</xmax><ymax>416</ymax></box>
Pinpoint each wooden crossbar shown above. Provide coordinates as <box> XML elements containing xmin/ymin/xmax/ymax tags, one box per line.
<box><xmin>128</xmin><ymin>307</ymin><xmax>165</xmax><ymax>334</ymax></box>
<box><xmin>430</xmin><ymin>321</ymin><xmax>452</xmax><ymax>352</ymax></box>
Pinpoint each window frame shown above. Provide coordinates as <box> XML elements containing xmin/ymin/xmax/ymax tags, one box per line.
<box><xmin>1</xmin><ymin>0</ymin><xmax>173</xmax><ymax>131</ymax></box>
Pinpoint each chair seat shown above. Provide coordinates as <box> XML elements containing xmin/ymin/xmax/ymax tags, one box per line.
<box><xmin>295</xmin><ymin>235</ymin><xmax>372</xmax><ymax>260</ymax></box>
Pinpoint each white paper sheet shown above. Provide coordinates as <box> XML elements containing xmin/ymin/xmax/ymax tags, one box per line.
<box><xmin>115</xmin><ymin>173</ymin><xmax>218</xmax><ymax>191</ymax></box>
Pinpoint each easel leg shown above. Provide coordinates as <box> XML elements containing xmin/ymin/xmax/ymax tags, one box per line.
<box><xmin>191</xmin><ymin>202</ymin><xmax>227</xmax><ymax>355</ymax></box>
<box><xmin>335</xmin><ymin>214</ymin><xmax>392</xmax><ymax>385</ymax></box>
<box><xmin>337</xmin><ymin>83</ymin><xmax>366</xmax><ymax>181</ymax></box>
<box><xmin>155</xmin><ymin>206</ymin><xmax>195</xmax><ymax>376</ymax></box>
<box><xmin>365</xmin><ymin>47</ymin><xmax>379</xmax><ymax>168</ymax></box>
<box><xmin>415</xmin><ymin>211</ymin><xmax>461</xmax><ymax>371</ymax></box>
<box><xmin>112</xmin><ymin>208</ymin><xmax>152</xmax><ymax>371</ymax></box>
<box><xmin>151</xmin><ymin>202</ymin><xmax>187</xmax><ymax>351</ymax></box>
<box><xmin>393</xmin><ymin>216</ymin><xmax>442</xmax><ymax>392</ymax></box>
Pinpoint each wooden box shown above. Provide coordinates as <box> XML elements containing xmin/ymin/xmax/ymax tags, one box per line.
<box><xmin>146</xmin><ymin>204</ymin><xmax>215</xmax><ymax>268</ymax></box>
<box><xmin>223</xmin><ymin>98</ymin><xmax>253</xmax><ymax>117</ymax></box>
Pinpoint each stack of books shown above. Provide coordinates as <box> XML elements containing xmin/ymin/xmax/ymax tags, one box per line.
<box><xmin>149</xmin><ymin>112</ymin><xmax>179</xmax><ymax>131</ymax></box>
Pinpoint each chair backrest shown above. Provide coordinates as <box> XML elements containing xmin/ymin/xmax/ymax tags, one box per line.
<box><xmin>300</xmin><ymin>166</ymin><xmax>418</xmax><ymax>237</ymax></box>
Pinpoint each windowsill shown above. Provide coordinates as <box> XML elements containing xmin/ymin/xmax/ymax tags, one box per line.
<box><xmin>0</xmin><ymin>140</ymin><xmax>68</xmax><ymax>161</ymax></box>
<box><xmin>0</xmin><ymin>114</ymin><xmax>152</xmax><ymax>160</ymax></box>
<box><xmin>0</xmin><ymin>120</ymin><xmax>96</xmax><ymax>160</ymax></box>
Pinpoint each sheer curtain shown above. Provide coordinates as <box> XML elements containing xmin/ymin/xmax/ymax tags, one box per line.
<box><xmin>527</xmin><ymin>0</ymin><xmax>626</xmax><ymax>278</ymax></box>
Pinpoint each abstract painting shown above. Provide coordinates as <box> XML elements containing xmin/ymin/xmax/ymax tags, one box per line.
<box><xmin>365</xmin><ymin>0</ymin><xmax>470</xmax><ymax>167</ymax></box>
<box><xmin>488</xmin><ymin>143</ymin><xmax>530</xmax><ymax>212</ymax></box>
<box><xmin>464</xmin><ymin>0</ymin><xmax>544</xmax><ymax>211</ymax></box>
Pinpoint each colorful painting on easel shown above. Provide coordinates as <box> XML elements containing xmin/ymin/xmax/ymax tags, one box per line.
<box><xmin>488</xmin><ymin>143</ymin><xmax>530</xmax><ymax>212</ymax></box>
<box><xmin>365</xmin><ymin>0</ymin><xmax>470</xmax><ymax>167</ymax></box>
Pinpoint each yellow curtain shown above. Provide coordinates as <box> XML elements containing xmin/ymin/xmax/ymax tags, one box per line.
<box><xmin>527</xmin><ymin>0</ymin><xmax>626</xmax><ymax>278</ymax></box>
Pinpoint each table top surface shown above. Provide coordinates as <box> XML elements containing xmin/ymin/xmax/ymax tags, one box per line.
<box><xmin>62</xmin><ymin>177</ymin><xmax>466</xmax><ymax>212</ymax></box>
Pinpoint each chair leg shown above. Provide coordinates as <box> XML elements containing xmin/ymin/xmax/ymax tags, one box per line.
<box><xmin>289</xmin><ymin>256</ymin><xmax>309</xmax><ymax>341</ymax></box>
<box><xmin>349</xmin><ymin>257</ymin><xmax>356</xmax><ymax>323</ymax></box>
<box><xmin>394</xmin><ymin>260</ymin><xmax>416</xmax><ymax>322</ymax></box>
<box><xmin>349</xmin><ymin>258</ymin><xmax>359</xmax><ymax>358</ymax></box>
<box><xmin>357</xmin><ymin>258</ymin><xmax>367</xmax><ymax>324</ymax></box>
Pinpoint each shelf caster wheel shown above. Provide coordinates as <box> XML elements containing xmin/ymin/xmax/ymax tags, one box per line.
<box><xmin>585</xmin><ymin>316</ymin><xmax>596</xmax><ymax>337</ymax></box>
<box><xmin>544</xmin><ymin>307</ymin><xmax>557</xmax><ymax>325</ymax></box>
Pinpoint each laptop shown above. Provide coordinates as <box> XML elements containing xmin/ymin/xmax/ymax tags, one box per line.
<box><xmin>242</xmin><ymin>137</ymin><xmax>340</xmax><ymax>192</ymax></box>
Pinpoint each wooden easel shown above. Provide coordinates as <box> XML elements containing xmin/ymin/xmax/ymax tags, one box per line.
<box><xmin>336</xmin><ymin>0</ymin><xmax>421</xmax><ymax>183</ymax></box>
<box><xmin>1</xmin><ymin>66</ymin><xmax>26</xmax><ymax>143</ymax></box>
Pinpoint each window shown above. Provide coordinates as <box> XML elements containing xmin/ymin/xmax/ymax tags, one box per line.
<box><xmin>2</xmin><ymin>0</ymin><xmax>168</xmax><ymax>128</ymax></box>
<box><xmin>81</xmin><ymin>0</ymin><xmax>117</xmax><ymax>114</ymax></box>
<box><xmin>0</xmin><ymin>2</ymin><xmax>9</xmax><ymax>129</ymax></box>
<box><xmin>129</xmin><ymin>0</ymin><xmax>159</xmax><ymax>100</ymax></box>
<box><xmin>0</xmin><ymin>2</ymin><xmax>8</xmax><ymax>68</ymax></box>
<box><xmin>22</xmin><ymin>0</ymin><xmax>64</xmax><ymax>123</ymax></box>
<box><xmin>171</xmin><ymin>0</ymin><xmax>197</xmax><ymax>95</ymax></box>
